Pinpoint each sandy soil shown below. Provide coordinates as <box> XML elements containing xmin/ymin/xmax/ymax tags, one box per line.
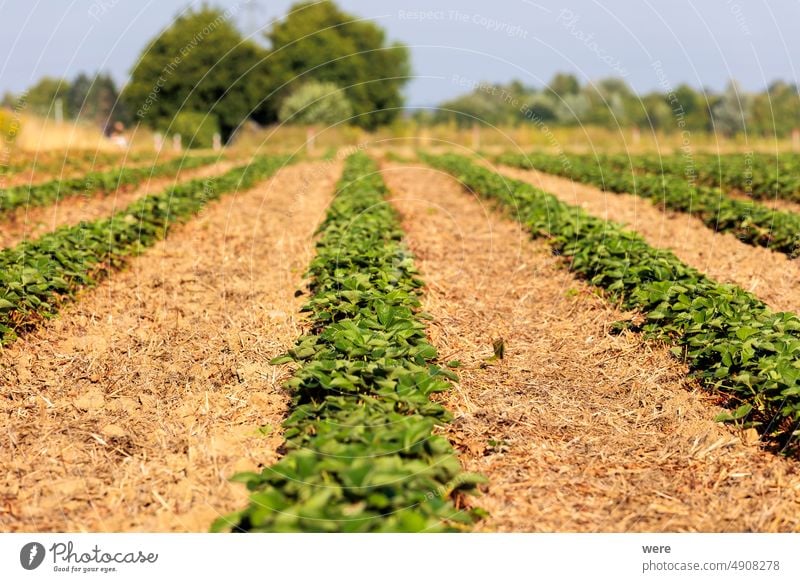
<box><xmin>0</xmin><ymin>160</ymin><xmax>340</xmax><ymax>532</ymax></box>
<box><xmin>498</xmin><ymin>164</ymin><xmax>800</xmax><ymax>315</ymax></box>
<box><xmin>382</xmin><ymin>161</ymin><xmax>800</xmax><ymax>532</ymax></box>
<box><xmin>0</xmin><ymin>161</ymin><xmax>236</xmax><ymax>249</ymax></box>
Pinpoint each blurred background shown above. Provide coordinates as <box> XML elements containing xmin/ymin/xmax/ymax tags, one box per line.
<box><xmin>2</xmin><ymin>0</ymin><xmax>799</xmax><ymax>157</ymax></box>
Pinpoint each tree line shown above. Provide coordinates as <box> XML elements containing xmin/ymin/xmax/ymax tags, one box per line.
<box><xmin>2</xmin><ymin>1</ymin><xmax>408</xmax><ymax>147</ymax></box>
<box><xmin>3</xmin><ymin>0</ymin><xmax>799</xmax><ymax>147</ymax></box>
<box><xmin>420</xmin><ymin>74</ymin><xmax>800</xmax><ymax>137</ymax></box>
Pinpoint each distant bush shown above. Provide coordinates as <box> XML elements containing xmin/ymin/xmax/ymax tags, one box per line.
<box><xmin>279</xmin><ymin>81</ymin><xmax>353</xmax><ymax>126</ymax></box>
<box><xmin>161</xmin><ymin>111</ymin><xmax>219</xmax><ymax>149</ymax></box>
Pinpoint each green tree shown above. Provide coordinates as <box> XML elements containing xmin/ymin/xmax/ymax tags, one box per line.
<box><xmin>673</xmin><ymin>84</ymin><xmax>711</xmax><ymax>131</ymax></box>
<box><xmin>123</xmin><ymin>6</ymin><xmax>269</xmax><ymax>141</ymax></box>
<box><xmin>264</xmin><ymin>0</ymin><xmax>410</xmax><ymax>129</ymax></box>
<box><xmin>581</xmin><ymin>78</ymin><xmax>636</xmax><ymax>126</ymax></box>
<box><xmin>434</xmin><ymin>90</ymin><xmax>499</xmax><ymax>127</ymax></box>
<box><xmin>68</xmin><ymin>72</ymin><xmax>129</xmax><ymax>130</ymax></box>
<box><xmin>712</xmin><ymin>80</ymin><xmax>751</xmax><ymax>136</ymax></box>
<box><xmin>637</xmin><ymin>93</ymin><xmax>673</xmax><ymax>130</ymax></box>
<box><xmin>750</xmin><ymin>81</ymin><xmax>800</xmax><ymax>137</ymax></box>
<box><xmin>278</xmin><ymin>81</ymin><xmax>352</xmax><ymax>126</ymax></box>
<box><xmin>548</xmin><ymin>73</ymin><xmax>581</xmax><ymax>97</ymax></box>
<box><xmin>162</xmin><ymin>111</ymin><xmax>219</xmax><ymax>148</ymax></box>
<box><xmin>25</xmin><ymin>77</ymin><xmax>70</xmax><ymax>117</ymax></box>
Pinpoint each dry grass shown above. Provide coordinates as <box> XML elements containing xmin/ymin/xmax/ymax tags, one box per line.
<box><xmin>0</xmin><ymin>160</ymin><xmax>237</xmax><ymax>249</ymax></box>
<box><xmin>382</xmin><ymin>161</ymin><xmax>800</xmax><ymax>532</ymax></box>
<box><xmin>0</xmin><ymin>161</ymin><xmax>340</xmax><ymax>532</ymax></box>
<box><xmin>14</xmin><ymin>114</ymin><xmax>117</xmax><ymax>152</ymax></box>
<box><xmin>227</xmin><ymin>123</ymin><xmax>800</xmax><ymax>158</ymax></box>
<box><xmin>498</xmin><ymin>164</ymin><xmax>800</xmax><ymax>315</ymax></box>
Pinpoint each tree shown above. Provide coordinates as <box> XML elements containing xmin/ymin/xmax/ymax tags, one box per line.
<box><xmin>581</xmin><ymin>78</ymin><xmax>636</xmax><ymax>126</ymax></box>
<box><xmin>163</xmin><ymin>111</ymin><xmax>219</xmax><ymax>148</ymax></box>
<box><xmin>638</xmin><ymin>93</ymin><xmax>672</xmax><ymax>130</ymax></box>
<box><xmin>25</xmin><ymin>77</ymin><xmax>70</xmax><ymax>116</ymax></box>
<box><xmin>68</xmin><ymin>72</ymin><xmax>129</xmax><ymax>131</ymax></box>
<box><xmin>750</xmin><ymin>81</ymin><xmax>800</xmax><ymax>137</ymax></box>
<box><xmin>712</xmin><ymin>80</ymin><xmax>751</xmax><ymax>136</ymax></box>
<box><xmin>264</xmin><ymin>0</ymin><xmax>410</xmax><ymax>129</ymax></box>
<box><xmin>673</xmin><ymin>84</ymin><xmax>711</xmax><ymax>131</ymax></box>
<box><xmin>66</xmin><ymin>73</ymin><xmax>93</xmax><ymax>118</ymax></box>
<box><xmin>435</xmin><ymin>90</ymin><xmax>499</xmax><ymax>127</ymax></box>
<box><xmin>123</xmin><ymin>7</ymin><xmax>270</xmax><ymax>141</ymax></box>
<box><xmin>549</xmin><ymin>73</ymin><xmax>580</xmax><ymax>97</ymax></box>
<box><xmin>278</xmin><ymin>81</ymin><xmax>352</xmax><ymax>126</ymax></box>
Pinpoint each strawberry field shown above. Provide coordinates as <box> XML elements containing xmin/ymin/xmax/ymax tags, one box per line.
<box><xmin>2</xmin><ymin>146</ymin><xmax>800</xmax><ymax>533</ymax></box>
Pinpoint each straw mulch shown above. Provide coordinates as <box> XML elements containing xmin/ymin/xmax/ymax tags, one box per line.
<box><xmin>382</xmin><ymin>161</ymin><xmax>800</xmax><ymax>532</ymax></box>
<box><xmin>499</xmin><ymin>164</ymin><xmax>800</xmax><ymax>315</ymax></box>
<box><xmin>0</xmin><ymin>161</ymin><xmax>238</xmax><ymax>249</ymax></box>
<box><xmin>0</xmin><ymin>161</ymin><xmax>340</xmax><ymax>532</ymax></box>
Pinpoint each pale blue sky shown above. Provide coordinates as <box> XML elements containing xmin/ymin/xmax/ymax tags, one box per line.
<box><xmin>1</xmin><ymin>0</ymin><xmax>798</xmax><ymax>106</ymax></box>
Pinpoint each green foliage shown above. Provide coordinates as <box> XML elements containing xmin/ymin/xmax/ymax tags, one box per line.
<box><xmin>498</xmin><ymin>152</ymin><xmax>800</xmax><ymax>258</ymax></box>
<box><xmin>0</xmin><ymin>154</ymin><xmax>216</xmax><ymax>212</ymax></box>
<box><xmin>423</xmin><ymin>73</ymin><xmax>799</xmax><ymax>135</ymax></box>
<box><xmin>424</xmin><ymin>152</ymin><xmax>800</xmax><ymax>449</ymax></box>
<box><xmin>66</xmin><ymin>72</ymin><xmax>129</xmax><ymax>129</ymax></box>
<box><xmin>0</xmin><ymin>155</ymin><xmax>288</xmax><ymax>344</ymax></box>
<box><xmin>213</xmin><ymin>153</ymin><xmax>485</xmax><ymax>533</ymax></box>
<box><xmin>161</xmin><ymin>111</ymin><xmax>219</xmax><ymax>149</ymax></box>
<box><xmin>264</xmin><ymin>0</ymin><xmax>410</xmax><ymax>129</ymax></box>
<box><xmin>123</xmin><ymin>6</ymin><xmax>270</xmax><ymax>140</ymax></box>
<box><xmin>711</xmin><ymin>81</ymin><xmax>752</xmax><ymax>137</ymax></box>
<box><xmin>24</xmin><ymin>77</ymin><xmax>70</xmax><ymax>117</ymax></box>
<box><xmin>605</xmin><ymin>152</ymin><xmax>800</xmax><ymax>202</ymax></box>
<box><xmin>278</xmin><ymin>81</ymin><xmax>353</xmax><ymax>126</ymax></box>
<box><xmin>750</xmin><ymin>81</ymin><xmax>800</xmax><ymax>138</ymax></box>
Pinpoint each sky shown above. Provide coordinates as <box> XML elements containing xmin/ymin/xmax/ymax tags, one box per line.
<box><xmin>1</xmin><ymin>0</ymin><xmax>799</xmax><ymax>107</ymax></box>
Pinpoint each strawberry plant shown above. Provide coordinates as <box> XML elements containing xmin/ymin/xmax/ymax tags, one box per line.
<box><xmin>426</xmin><ymin>152</ymin><xmax>800</xmax><ymax>451</ymax></box>
<box><xmin>0</xmin><ymin>154</ymin><xmax>218</xmax><ymax>214</ymax></box>
<box><xmin>603</xmin><ymin>153</ymin><xmax>800</xmax><ymax>202</ymax></box>
<box><xmin>213</xmin><ymin>153</ymin><xmax>485</xmax><ymax>533</ymax></box>
<box><xmin>497</xmin><ymin>152</ymin><xmax>800</xmax><ymax>257</ymax></box>
<box><xmin>0</xmin><ymin>155</ymin><xmax>288</xmax><ymax>344</ymax></box>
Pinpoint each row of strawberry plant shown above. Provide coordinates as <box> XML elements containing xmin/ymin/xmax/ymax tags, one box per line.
<box><xmin>0</xmin><ymin>155</ymin><xmax>288</xmax><ymax>344</ymax></box>
<box><xmin>213</xmin><ymin>152</ymin><xmax>485</xmax><ymax>533</ymax></box>
<box><xmin>497</xmin><ymin>152</ymin><xmax>800</xmax><ymax>257</ymax></box>
<box><xmin>603</xmin><ymin>153</ymin><xmax>800</xmax><ymax>202</ymax></box>
<box><xmin>426</xmin><ymin>152</ymin><xmax>800</xmax><ymax>450</ymax></box>
<box><xmin>0</xmin><ymin>154</ymin><xmax>218</xmax><ymax>213</ymax></box>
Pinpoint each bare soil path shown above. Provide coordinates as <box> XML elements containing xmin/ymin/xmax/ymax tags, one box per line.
<box><xmin>0</xmin><ymin>160</ymin><xmax>340</xmax><ymax>532</ymax></box>
<box><xmin>0</xmin><ymin>160</ymin><xmax>236</xmax><ymax>249</ymax></box>
<box><xmin>383</xmin><ymin>162</ymin><xmax>800</xmax><ymax>532</ymax></box>
<box><xmin>499</xmin><ymin>164</ymin><xmax>800</xmax><ymax>315</ymax></box>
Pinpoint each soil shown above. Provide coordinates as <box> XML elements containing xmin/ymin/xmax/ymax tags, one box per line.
<box><xmin>0</xmin><ymin>160</ymin><xmax>340</xmax><ymax>532</ymax></box>
<box><xmin>382</xmin><ymin>161</ymin><xmax>800</xmax><ymax>532</ymax></box>
<box><xmin>0</xmin><ymin>161</ymin><xmax>236</xmax><ymax>249</ymax></box>
<box><xmin>498</xmin><ymin>164</ymin><xmax>800</xmax><ymax>315</ymax></box>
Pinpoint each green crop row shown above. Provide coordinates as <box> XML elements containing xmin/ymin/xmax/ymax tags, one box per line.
<box><xmin>425</xmin><ymin>152</ymin><xmax>800</xmax><ymax>450</ymax></box>
<box><xmin>603</xmin><ymin>153</ymin><xmax>800</xmax><ymax>202</ymax></box>
<box><xmin>0</xmin><ymin>155</ymin><xmax>288</xmax><ymax>344</ymax></box>
<box><xmin>0</xmin><ymin>154</ymin><xmax>218</xmax><ymax>213</ymax></box>
<box><xmin>213</xmin><ymin>153</ymin><xmax>485</xmax><ymax>533</ymax></box>
<box><xmin>497</xmin><ymin>152</ymin><xmax>800</xmax><ymax>257</ymax></box>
